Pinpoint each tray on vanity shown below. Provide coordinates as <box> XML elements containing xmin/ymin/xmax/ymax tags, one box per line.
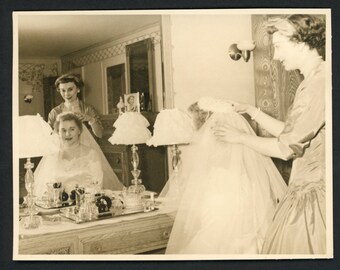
<box><xmin>35</xmin><ymin>198</ymin><xmax>76</xmax><ymax>209</ymax></box>
<box><xmin>59</xmin><ymin>206</ymin><xmax>158</xmax><ymax>224</ymax></box>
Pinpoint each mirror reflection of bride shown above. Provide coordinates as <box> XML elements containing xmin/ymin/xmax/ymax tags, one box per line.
<box><xmin>34</xmin><ymin>112</ymin><xmax>105</xmax><ymax>196</ymax></box>
<box><xmin>34</xmin><ymin>74</ymin><xmax>124</xmax><ymax>198</ymax></box>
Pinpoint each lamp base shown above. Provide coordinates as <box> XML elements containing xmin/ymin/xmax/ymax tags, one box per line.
<box><xmin>128</xmin><ymin>176</ymin><xmax>146</xmax><ymax>194</ymax></box>
<box><xmin>129</xmin><ymin>168</ymin><xmax>146</xmax><ymax>194</ymax></box>
<box><xmin>21</xmin><ymin>215</ymin><xmax>41</xmax><ymax>230</ymax></box>
<box><xmin>22</xmin><ymin>194</ymin><xmax>40</xmax><ymax>229</ymax></box>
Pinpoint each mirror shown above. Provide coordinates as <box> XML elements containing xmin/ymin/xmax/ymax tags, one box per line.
<box><xmin>126</xmin><ymin>38</ymin><xmax>155</xmax><ymax>111</ymax></box>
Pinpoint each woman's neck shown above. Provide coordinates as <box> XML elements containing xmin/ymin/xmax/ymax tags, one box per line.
<box><xmin>299</xmin><ymin>49</ymin><xmax>323</xmax><ymax>78</ymax></box>
<box><xmin>61</xmin><ymin>141</ymin><xmax>80</xmax><ymax>151</ymax></box>
<box><xmin>64</xmin><ymin>97</ymin><xmax>79</xmax><ymax>107</ymax></box>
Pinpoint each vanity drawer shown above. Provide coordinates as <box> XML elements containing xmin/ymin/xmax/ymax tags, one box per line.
<box><xmin>79</xmin><ymin>214</ymin><xmax>173</xmax><ymax>254</ymax></box>
<box><xmin>19</xmin><ymin>234</ymin><xmax>78</xmax><ymax>254</ymax></box>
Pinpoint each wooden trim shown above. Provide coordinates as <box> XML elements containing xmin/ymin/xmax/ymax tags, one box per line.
<box><xmin>160</xmin><ymin>15</ymin><xmax>174</xmax><ymax>109</ymax></box>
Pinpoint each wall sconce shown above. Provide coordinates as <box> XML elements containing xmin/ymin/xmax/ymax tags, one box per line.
<box><xmin>24</xmin><ymin>94</ymin><xmax>34</xmax><ymax>104</ymax></box>
<box><xmin>228</xmin><ymin>40</ymin><xmax>256</xmax><ymax>62</ymax></box>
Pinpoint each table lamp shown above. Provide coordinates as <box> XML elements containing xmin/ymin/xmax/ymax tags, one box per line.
<box><xmin>19</xmin><ymin>114</ymin><xmax>58</xmax><ymax>229</ymax></box>
<box><xmin>108</xmin><ymin>112</ymin><xmax>151</xmax><ymax>194</ymax></box>
<box><xmin>147</xmin><ymin>108</ymin><xmax>194</xmax><ymax>173</ymax></box>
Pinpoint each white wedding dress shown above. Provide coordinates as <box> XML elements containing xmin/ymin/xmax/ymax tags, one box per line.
<box><xmin>34</xmin><ymin>124</ymin><xmax>124</xmax><ymax>197</ymax></box>
<box><xmin>162</xmin><ymin>111</ymin><xmax>287</xmax><ymax>254</ymax></box>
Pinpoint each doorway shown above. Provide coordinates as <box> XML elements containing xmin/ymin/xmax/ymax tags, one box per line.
<box><xmin>106</xmin><ymin>64</ymin><xmax>126</xmax><ymax>114</ymax></box>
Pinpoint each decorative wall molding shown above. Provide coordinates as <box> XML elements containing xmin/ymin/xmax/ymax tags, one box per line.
<box><xmin>62</xmin><ymin>31</ymin><xmax>161</xmax><ymax>71</ymax></box>
<box><xmin>18</xmin><ymin>62</ymin><xmax>59</xmax><ymax>92</ymax></box>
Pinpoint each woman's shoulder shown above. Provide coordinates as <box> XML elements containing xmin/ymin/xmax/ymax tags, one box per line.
<box><xmin>50</xmin><ymin>103</ymin><xmax>64</xmax><ymax>114</ymax></box>
<box><xmin>79</xmin><ymin>100</ymin><xmax>95</xmax><ymax>110</ymax></box>
<box><xmin>79</xmin><ymin>101</ymin><xmax>99</xmax><ymax>114</ymax></box>
<box><xmin>48</xmin><ymin>103</ymin><xmax>64</xmax><ymax>125</ymax></box>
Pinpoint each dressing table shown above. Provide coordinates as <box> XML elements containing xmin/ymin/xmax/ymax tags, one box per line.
<box><xmin>18</xmin><ymin>210</ymin><xmax>174</xmax><ymax>255</ymax></box>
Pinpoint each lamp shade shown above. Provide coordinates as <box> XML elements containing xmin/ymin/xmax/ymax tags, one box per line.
<box><xmin>19</xmin><ymin>115</ymin><xmax>59</xmax><ymax>158</ymax></box>
<box><xmin>108</xmin><ymin>112</ymin><xmax>151</xmax><ymax>145</ymax></box>
<box><xmin>147</xmin><ymin>108</ymin><xmax>194</xmax><ymax>147</ymax></box>
<box><xmin>236</xmin><ymin>40</ymin><xmax>256</xmax><ymax>51</ymax></box>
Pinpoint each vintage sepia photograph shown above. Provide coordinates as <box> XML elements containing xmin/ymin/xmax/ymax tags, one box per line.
<box><xmin>124</xmin><ymin>93</ymin><xmax>140</xmax><ymax>112</ymax></box>
<box><xmin>12</xmin><ymin>9</ymin><xmax>333</xmax><ymax>261</ymax></box>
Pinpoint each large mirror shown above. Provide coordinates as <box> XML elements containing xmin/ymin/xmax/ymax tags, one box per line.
<box><xmin>126</xmin><ymin>38</ymin><xmax>155</xmax><ymax>111</ymax></box>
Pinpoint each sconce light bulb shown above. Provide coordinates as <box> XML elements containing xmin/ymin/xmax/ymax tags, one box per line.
<box><xmin>242</xmin><ymin>50</ymin><xmax>251</xmax><ymax>62</ymax></box>
<box><xmin>24</xmin><ymin>94</ymin><xmax>34</xmax><ymax>104</ymax></box>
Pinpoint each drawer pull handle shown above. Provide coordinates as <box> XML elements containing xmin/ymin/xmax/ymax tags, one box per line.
<box><xmin>91</xmin><ymin>243</ymin><xmax>102</xmax><ymax>253</ymax></box>
<box><xmin>163</xmin><ymin>231</ymin><xmax>170</xmax><ymax>239</ymax></box>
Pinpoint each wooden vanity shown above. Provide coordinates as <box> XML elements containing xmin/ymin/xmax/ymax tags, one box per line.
<box><xmin>18</xmin><ymin>211</ymin><xmax>174</xmax><ymax>255</ymax></box>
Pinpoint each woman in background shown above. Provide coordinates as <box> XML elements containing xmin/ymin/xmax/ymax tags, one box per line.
<box><xmin>35</xmin><ymin>112</ymin><xmax>103</xmax><ymax>197</ymax></box>
<box><xmin>213</xmin><ymin>14</ymin><xmax>326</xmax><ymax>254</ymax></box>
<box><xmin>36</xmin><ymin>74</ymin><xmax>123</xmax><ymax>191</ymax></box>
<box><xmin>163</xmin><ymin>98</ymin><xmax>287</xmax><ymax>254</ymax></box>
<box><xmin>48</xmin><ymin>73</ymin><xmax>103</xmax><ymax>137</ymax></box>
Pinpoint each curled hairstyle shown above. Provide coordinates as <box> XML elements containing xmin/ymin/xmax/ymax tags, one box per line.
<box><xmin>54</xmin><ymin>74</ymin><xmax>84</xmax><ymax>92</ymax></box>
<box><xmin>267</xmin><ymin>14</ymin><xmax>326</xmax><ymax>60</ymax></box>
<box><xmin>188</xmin><ymin>102</ymin><xmax>212</xmax><ymax>130</ymax></box>
<box><xmin>54</xmin><ymin>112</ymin><xmax>83</xmax><ymax>134</ymax></box>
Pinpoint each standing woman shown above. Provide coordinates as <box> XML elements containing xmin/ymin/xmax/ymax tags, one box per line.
<box><xmin>213</xmin><ymin>14</ymin><xmax>326</xmax><ymax>254</ymax></box>
<box><xmin>48</xmin><ymin>74</ymin><xmax>103</xmax><ymax>138</ymax></box>
<box><xmin>36</xmin><ymin>74</ymin><xmax>124</xmax><ymax>191</ymax></box>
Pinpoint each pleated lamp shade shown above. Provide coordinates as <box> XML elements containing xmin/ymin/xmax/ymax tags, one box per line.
<box><xmin>147</xmin><ymin>108</ymin><xmax>194</xmax><ymax>147</ymax></box>
<box><xmin>108</xmin><ymin>112</ymin><xmax>151</xmax><ymax>145</ymax></box>
<box><xmin>19</xmin><ymin>115</ymin><xmax>59</xmax><ymax>158</ymax></box>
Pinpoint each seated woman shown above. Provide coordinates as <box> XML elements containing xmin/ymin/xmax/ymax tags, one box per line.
<box><xmin>34</xmin><ymin>112</ymin><xmax>103</xmax><ymax>197</ymax></box>
<box><xmin>162</xmin><ymin>98</ymin><xmax>287</xmax><ymax>254</ymax></box>
<box><xmin>36</xmin><ymin>73</ymin><xmax>123</xmax><ymax>191</ymax></box>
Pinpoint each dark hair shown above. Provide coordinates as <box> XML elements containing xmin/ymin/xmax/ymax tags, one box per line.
<box><xmin>188</xmin><ymin>102</ymin><xmax>212</xmax><ymax>130</ymax></box>
<box><xmin>54</xmin><ymin>112</ymin><xmax>83</xmax><ymax>133</ymax></box>
<box><xmin>55</xmin><ymin>74</ymin><xmax>84</xmax><ymax>92</ymax></box>
<box><xmin>268</xmin><ymin>15</ymin><xmax>326</xmax><ymax>60</ymax></box>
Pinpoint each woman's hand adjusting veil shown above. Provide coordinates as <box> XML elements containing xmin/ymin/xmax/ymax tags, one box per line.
<box><xmin>212</xmin><ymin>122</ymin><xmax>245</xmax><ymax>144</ymax></box>
<box><xmin>233</xmin><ymin>102</ymin><xmax>258</xmax><ymax>116</ymax></box>
<box><xmin>75</xmin><ymin>112</ymin><xmax>93</xmax><ymax>123</ymax></box>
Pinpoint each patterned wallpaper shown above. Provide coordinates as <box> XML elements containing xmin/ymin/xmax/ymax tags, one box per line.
<box><xmin>252</xmin><ymin>15</ymin><xmax>303</xmax><ymax>137</ymax></box>
<box><xmin>251</xmin><ymin>15</ymin><xmax>303</xmax><ymax>183</ymax></box>
<box><xmin>19</xmin><ymin>62</ymin><xmax>59</xmax><ymax>92</ymax></box>
<box><xmin>62</xmin><ymin>31</ymin><xmax>161</xmax><ymax>72</ymax></box>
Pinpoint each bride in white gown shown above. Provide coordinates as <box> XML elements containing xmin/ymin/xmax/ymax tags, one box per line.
<box><xmin>34</xmin><ymin>74</ymin><xmax>123</xmax><ymax>197</ymax></box>
<box><xmin>163</xmin><ymin>97</ymin><xmax>287</xmax><ymax>254</ymax></box>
